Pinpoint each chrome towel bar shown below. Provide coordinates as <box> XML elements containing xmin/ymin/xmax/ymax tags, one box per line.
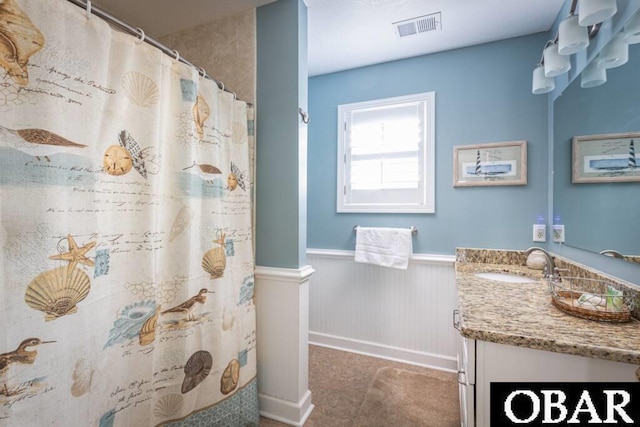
<box><xmin>353</xmin><ymin>226</ymin><xmax>418</xmax><ymax>235</ymax></box>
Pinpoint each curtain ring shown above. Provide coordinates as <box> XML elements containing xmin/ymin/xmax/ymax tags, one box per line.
<box><xmin>135</xmin><ymin>27</ymin><xmax>146</xmax><ymax>44</ymax></box>
<box><xmin>219</xmin><ymin>81</ymin><xmax>224</xmax><ymax>91</ymax></box>
<box><xmin>198</xmin><ymin>67</ymin><xmax>206</xmax><ymax>78</ymax></box>
<box><xmin>230</xmin><ymin>91</ymin><xmax>237</xmax><ymax>100</ymax></box>
<box><xmin>86</xmin><ymin>0</ymin><xmax>92</xmax><ymax>19</ymax></box>
<box><xmin>173</xmin><ymin>50</ymin><xmax>180</xmax><ymax>63</ymax></box>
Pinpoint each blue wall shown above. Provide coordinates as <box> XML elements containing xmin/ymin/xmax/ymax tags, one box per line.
<box><xmin>307</xmin><ymin>34</ymin><xmax>549</xmax><ymax>255</ymax></box>
<box><xmin>256</xmin><ymin>0</ymin><xmax>308</xmax><ymax>268</ymax></box>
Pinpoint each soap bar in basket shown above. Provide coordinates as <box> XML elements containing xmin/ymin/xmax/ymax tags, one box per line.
<box><xmin>606</xmin><ymin>286</ymin><xmax>624</xmax><ymax>312</ymax></box>
<box><xmin>577</xmin><ymin>293</ymin><xmax>605</xmax><ymax>308</ymax></box>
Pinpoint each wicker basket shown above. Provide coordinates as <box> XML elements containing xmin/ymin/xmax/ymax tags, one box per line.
<box><xmin>550</xmin><ymin>277</ymin><xmax>634</xmax><ymax>323</ymax></box>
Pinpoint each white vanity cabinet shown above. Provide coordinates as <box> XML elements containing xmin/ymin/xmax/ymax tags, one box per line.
<box><xmin>472</xmin><ymin>340</ymin><xmax>638</xmax><ymax>427</ymax></box>
<box><xmin>454</xmin><ymin>309</ymin><xmax>475</xmax><ymax>427</ymax></box>
<box><xmin>454</xmin><ymin>254</ymin><xmax>640</xmax><ymax>427</ymax></box>
<box><xmin>456</xmin><ymin>332</ymin><xmax>475</xmax><ymax>427</ymax></box>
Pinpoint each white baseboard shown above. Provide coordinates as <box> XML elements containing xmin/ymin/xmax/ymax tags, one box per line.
<box><xmin>309</xmin><ymin>331</ymin><xmax>457</xmax><ymax>373</ymax></box>
<box><xmin>259</xmin><ymin>390</ymin><xmax>314</xmax><ymax>426</ymax></box>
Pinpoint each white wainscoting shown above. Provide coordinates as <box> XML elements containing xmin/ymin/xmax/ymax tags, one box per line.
<box><xmin>255</xmin><ymin>265</ymin><xmax>315</xmax><ymax>426</ymax></box>
<box><xmin>307</xmin><ymin>249</ymin><xmax>458</xmax><ymax>372</ymax></box>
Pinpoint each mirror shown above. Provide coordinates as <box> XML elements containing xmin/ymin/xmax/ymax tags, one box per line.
<box><xmin>553</xmin><ymin>41</ymin><xmax>640</xmax><ymax>263</ymax></box>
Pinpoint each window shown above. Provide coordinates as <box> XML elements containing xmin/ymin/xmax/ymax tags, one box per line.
<box><xmin>337</xmin><ymin>92</ymin><xmax>435</xmax><ymax>213</ymax></box>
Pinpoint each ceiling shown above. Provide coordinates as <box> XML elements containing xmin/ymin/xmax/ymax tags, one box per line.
<box><xmin>92</xmin><ymin>0</ymin><xmax>565</xmax><ymax>76</ymax></box>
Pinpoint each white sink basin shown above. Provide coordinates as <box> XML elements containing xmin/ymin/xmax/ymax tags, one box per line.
<box><xmin>474</xmin><ymin>272</ymin><xmax>537</xmax><ymax>283</ymax></box>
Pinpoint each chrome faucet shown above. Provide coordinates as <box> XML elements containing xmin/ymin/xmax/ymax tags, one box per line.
<box><xmin>524</xmin><ymin>247</ymin><xmax>558</xmax><ymax>280</ymax></box>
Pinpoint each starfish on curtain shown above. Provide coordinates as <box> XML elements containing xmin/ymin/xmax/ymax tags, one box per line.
<box><xmin>49</xmin><ymin>235</ymin><xmax>96</xmax><ymax>272</ymax></box>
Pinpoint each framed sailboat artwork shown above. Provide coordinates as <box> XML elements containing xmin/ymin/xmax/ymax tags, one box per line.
<box><xmin>453</xmin><ymin>140</ymin><xmax>527</xmax><ymax>187</ymax></box>
<box><xmin>572</xmin><ymin>132</ymin><xmax>640</xmax><ymax>183</ymax></box>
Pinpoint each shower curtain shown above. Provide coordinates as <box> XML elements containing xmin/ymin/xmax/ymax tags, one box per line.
<box><xmin>0</xmin><ymin>0</ymin><xmax>258</xmax><ymax>425</ymax></box>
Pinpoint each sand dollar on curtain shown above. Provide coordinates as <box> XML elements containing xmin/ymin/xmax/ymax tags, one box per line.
<box><xmin>0</xmin><ymin>0</ymin><xmax>258</xmax><ymax>425</ymax></box>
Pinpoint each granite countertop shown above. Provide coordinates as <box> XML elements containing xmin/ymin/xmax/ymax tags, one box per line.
<box><xmin>456</xmin><ymin>260</ymin><xmax>640</xmax><ymax>367</ymax></box>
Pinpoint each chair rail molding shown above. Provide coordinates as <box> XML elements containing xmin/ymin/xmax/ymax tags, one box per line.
<box><xmin>307</xmin><ymin>248</ymin><xmax>456</xmax><ymax>265</ymax></box>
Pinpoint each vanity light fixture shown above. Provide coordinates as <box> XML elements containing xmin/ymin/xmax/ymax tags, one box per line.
<box><xmin>559</xmin><ymin>14</ymin><xmax>590</xmax><ymax>54</ymax></box>
<box><xmin>544</xmin><ymin>42</ymin><xmax>571</xmax><ymax>77</ymax></box>
<box><xmin>580</xmin><ymin>60</ymin><xmax>607</xmax><ymax>88</ymax></box>
<box><xmin>531</xmin><ymin>0</ymin><xmax>618</xmax><ymax>95</ymax></box>
<box><xmin>597</xmin><ymin>34</ymin><xmax>628</xmax><ymax>69</ymax></box>
<box><xmin>622</xmin><ymin>12</ymin><xmax>640</xmax><ymax>44</ymax></box>
<box><xmin>532</xmin><ymin>63</ymin><xmax>555</xmax><ymax>94</ymax></box>
<box><xmin>578</xmin><ymin>0</ymin><xmax>617</xmax><ymax>27</ymax></box>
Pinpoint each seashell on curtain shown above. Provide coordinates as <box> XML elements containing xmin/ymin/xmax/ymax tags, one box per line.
<box><xmin>121</xmin><ymin>71</ymin><xmax>160</xmax><ymax>107</ymax></box>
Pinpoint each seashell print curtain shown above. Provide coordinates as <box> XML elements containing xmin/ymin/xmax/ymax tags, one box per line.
<box><xmin>0</xmin><ymin>0</ymin><xmax>258</xmax><ymax>425</ymax></box>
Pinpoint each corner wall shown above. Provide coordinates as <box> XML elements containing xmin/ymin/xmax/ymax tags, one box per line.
<box><xmin>159</xmin><ymin>9</ymin><xmax>256</xmax><ymax>104</ymax></box>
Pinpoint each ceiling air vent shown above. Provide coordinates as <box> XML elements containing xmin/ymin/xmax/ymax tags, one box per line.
<box><xmin>393</xmin><ymin>12</ymin><xmax>441</xmax><ymax>38</ymax></box>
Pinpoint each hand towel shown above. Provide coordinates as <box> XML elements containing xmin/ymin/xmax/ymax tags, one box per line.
<box><xmin>354</xmin><ymin>227</ymin><xmax>413</xmax><ymax>270</ymax></box>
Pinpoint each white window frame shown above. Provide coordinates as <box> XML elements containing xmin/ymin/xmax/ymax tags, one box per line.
<box><xmin>336</xmin><ymin>92</ymin><xmax>435</xmax><ymax>213</ymax></box>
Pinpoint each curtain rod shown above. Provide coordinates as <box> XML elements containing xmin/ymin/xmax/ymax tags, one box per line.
<box><xmin>65</xmin><ymin>0</ymin><xmax>245</xmax><ymax>103</ymax></box>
